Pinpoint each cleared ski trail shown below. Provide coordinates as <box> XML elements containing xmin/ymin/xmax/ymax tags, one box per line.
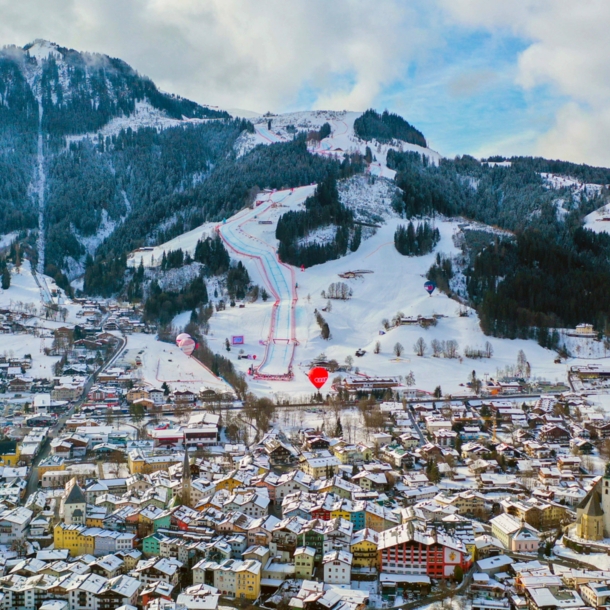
<box><xmin>217</xmin><ymin>190</ymin><xmax>302</xmax><ymax>379</ymax></box>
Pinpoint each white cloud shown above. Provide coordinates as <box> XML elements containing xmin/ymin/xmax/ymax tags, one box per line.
<box><xmin>441</xmin><ymin>0</ymin><xmax>610</xmax><ymax>165</ymax></box>
<box><xmin>0</xmin><ymin>0</ymin><xmax>432</xmax><ymax>114</ymax></box>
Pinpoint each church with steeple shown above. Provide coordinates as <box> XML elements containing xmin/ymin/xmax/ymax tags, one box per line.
<box><xmin>574</xmin><ymin>464</ymin><xmax>610</xmax><ymax>541</ymax></box>
<box><xmin>60</xmin><ymin>478</ymin><xmax>86</xmax><ymax>525</ymax></box>
<box><xmin>181</xmin><ymin>448</ymin><xmax>191</xmax><ymax>508</ymax></box>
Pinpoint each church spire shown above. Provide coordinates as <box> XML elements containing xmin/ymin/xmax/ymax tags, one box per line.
<box><xmin>182</xmin><ymin>447</ymin><xmax>192</xmax><ymax>507</ymax></box>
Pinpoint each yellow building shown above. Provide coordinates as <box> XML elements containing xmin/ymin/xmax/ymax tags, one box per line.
<box><xmin>235</xmin><ymin>560</ymin><xmax>262</xmax><ymax>600</ymax></box>
<box><xmin>54</xmin><ymin>523</ymin><xmax>95</xmax><ymax>556</ymax></box>
<box><xmin>300</xmin><ymin>456</ymin><xmax>340</xmax><ymax>479</ymax></box>
<box><xmin>0</xmin><ymin>441</ymin><xmax>21</xmax><ymax>466</ymax></box>
<box><xmin>294</xmin><ymin>546</ymin><xmax>316</xmax><ymax>579</ymax></box>
<box><xmin>38</xmin><ymin>456</ymin><xmax>65</xmax><ymax>477</ymax></box>
<box><xmin>330</xmin><ymin>500</ymin><xmax>350</xmax><ymax>522</ymax></box>
<box><xmin>127</xmin><ymin>450</ymin><xmax>182</xmax><ymax>475</ymax></box>
<box><xmin>126</xmin><ymin>387</ymin><xmax>150</xmax><ymax>404</ymax></box>
<box><xmin>350</xmin><ymin>529</ymin><xmax>380</xmax><ymax>569</ymax></box>
<box><xmin>85</xmin><ymin>511</ymin><xmax>105</xmax><ymax>528</ymax></box>
<box><xmin>435</xmin><ymin>491</ymin><xmax>486</xmax><ymax>517</ymax></box>
<box><xmin>215</xmin><ymin>470</ymin><xmax>252</xmax><ymax>493</ymax></box>
<box><xmin>333</xmin><ymin>443</ymin><xmax>373</xmax><ymax>465</ymax></box>
<box><xmin>364</xmin><ymin>504</ymin><xmax>398</xmax><ymax>532</ymax></box>
<box><xmin>576</xmin><ymin>491</ymin><xmax>604</xmax><ymax>541</ymax></box>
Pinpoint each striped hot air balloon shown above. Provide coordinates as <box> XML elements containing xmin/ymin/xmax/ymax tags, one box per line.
<box><xmin>176</xmin><ymin>333</ymin><xmax>197</xmax><ymax>357</ymax></box>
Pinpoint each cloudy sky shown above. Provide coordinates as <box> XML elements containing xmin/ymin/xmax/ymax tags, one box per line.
<box><xmin>1</xmin><ymin>0</ymin><xmax>608</xmax><ymax>165</ymax></box>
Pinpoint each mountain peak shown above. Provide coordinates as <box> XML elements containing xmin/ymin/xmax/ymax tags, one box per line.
<box><xmin>24</xmin><ymin>39</ymin><xmax>61</xmax><ymax>62</ymax></box>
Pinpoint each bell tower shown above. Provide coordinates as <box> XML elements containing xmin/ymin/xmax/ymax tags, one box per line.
<box><xmin>601</xmin><ymin>463</ymin><xmax>610</xmax><ymax>536</ymax></box>
<box><xmin>182</xmin><ymin>448</ymin><xmax>192</xmax><ymax>508</ymax></box>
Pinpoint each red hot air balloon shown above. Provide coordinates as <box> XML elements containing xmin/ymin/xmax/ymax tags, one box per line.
<box><xmin>176</xmin><ymin>333</ymin><xmax>197</xmax><ymax>357</ymax></box>
<box><xmin>308</xmin><ymin>367</ymin><xmax>329</xmax><ymax>390</ymax></box>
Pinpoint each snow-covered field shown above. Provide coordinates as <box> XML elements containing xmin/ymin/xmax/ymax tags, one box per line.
<box><xmin>542</xmin><ymin>172</ymin><xmax>605</xmax><ymax>196</ymax></box>
<box><xmin>555</xmin><ymin>540</ymin><xmax>610</xmax><ymax>570</ymax></box>
<box><xmin>585</xmin><ymin>202</ymin><xmax>610</xmax><ymax>235</ymax></box>
<box><xmin>66</xmin><ymin>100</ymin><xmax>221</xmax><ymax>146</ymax></box>
<box><xmin>163</xmin><ymin>184</ymin><xmax>568</xmax><ymax>400</ymax></box>
<box><xmin>238</xmin><ymin>110</ymin><xmax>441</xmax><ymax>177</ymax></box>
<box><xmin>127</xmin><ymin>221</ymin><xmax>217</xmax><ymax>269</ymax></box>
<box><xmin>117</xmin><ymin>332</ymin><xmax>234</xmax><ymax>396</ymax></box>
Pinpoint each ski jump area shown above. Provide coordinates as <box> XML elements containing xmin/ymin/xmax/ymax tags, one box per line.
<box><xmin>217</xmin><ymin>189</ymin><xmax>309</xmax><ymax>381</ymax></box>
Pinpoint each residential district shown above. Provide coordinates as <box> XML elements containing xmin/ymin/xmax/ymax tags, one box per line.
<box><xmin>5</xmin><ymin>301</ymin><xmax>610</xmax><ymax>610</ymax></box>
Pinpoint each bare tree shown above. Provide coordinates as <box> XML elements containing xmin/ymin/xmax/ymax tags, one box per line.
<box><xmin>445</xmin><ymin>339</ymin><xmax>459</xmax><ymax>359</ymax></box>
<box><xmin>405</xmin><ymin>371</ymin><xmax>415</xmax><ymax>386</ymax></box>
<box><xmin>345</xmin><ymin>355</ymin><xmax>354</xmax><ymax>370</ymax></box>
<box><xmin>394</xmin><ymin>342</ymin><xmax>404</xmax><ymax>357</ymax></box>
<box><xmin>414</xmin><ymin>337</ymin><xmax>427</xmax><ymax>357</ymax></box>
<box><xmin>327</xmin><ymin>282</ymin><xmax>352</xmax><ymax>300</ymax></box>
<box><xmin>431</xmin><ymin>339</ymin><xmax>443</xmax><ymax>357</ymax></box>
<box><xmin>374</xmin><ymin>341</ymin><xmax>381</xmax><ymax>354</ymax></box>
<box><xmin>485</xmin><ymin>341</ymin><xmax>494</xmax><ymax>358</ymax></box>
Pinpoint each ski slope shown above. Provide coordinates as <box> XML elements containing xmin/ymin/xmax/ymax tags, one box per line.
<box><xmin>217</xmin><ymin>187</ymin><xmax>315</xmax><ymax>379</ymax></box>
<box><xmin>585</xmin><ymin>202</ymin><xmax>610</xmax><ymax>235</ymax></box>
<box><xmin>202</xmin><ymin>184</ymin><xmax>570</xmax><ymax>399</ymax></box>
<box><xmin>238</xmin><ymin>110</ymin><xmax>441</xmax><ymax>179</ymax></box>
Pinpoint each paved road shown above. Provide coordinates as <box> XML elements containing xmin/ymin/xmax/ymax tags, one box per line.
<box><xmin>24</xmin><ymin>327</ymin><xmax>126</xmax><ymax>499</ymax></box>
<box><xmin>407</xmin><ymin>404</ymin><xmax>426</xmax><ymax>446</ymax></box>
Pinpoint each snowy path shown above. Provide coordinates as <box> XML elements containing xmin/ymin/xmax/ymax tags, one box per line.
<box><xmin>254</xmin><ymin>124</ymin><xmax>285</xmax><ymax>144</ymax></box>
<box><xmin>217</xmin><ymin>191</ymin><xmax>299</xmax><ymax>379</ymax></box>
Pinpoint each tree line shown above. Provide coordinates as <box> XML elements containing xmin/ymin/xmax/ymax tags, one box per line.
<box><xmin>394</xmin><ymin>221</ymin><xmax>440</xmax><ymax>256</ymax></box>
<box><xmin>354</xmin><ymin>109</ymin><xmax>427</xmax><ymax>148</ymax></box>
<box><xmin>276</xmin><ymin>173</ymin><xmax>362</xmax><ymax>268</ymax></box>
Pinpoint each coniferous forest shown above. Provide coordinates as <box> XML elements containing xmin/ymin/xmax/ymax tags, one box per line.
<box><xmin>387</xmin><ymin>150</ymin><xmax>610</xmax><ymax>339</ymax></box>
<box><xmin>354</xmin><ymin>109</ymin><xmax>427</xmax><ymax>148</ymax></box>
<box><xmin>394</xmin><ymin>221</ymin><xmax>440</xmax><ymax>256</ymax></box>
<box><xmin>1</xmin><ymin>42</ymin><xmax>610</xmax><ymax>341</ymax></box>
<box><xmin>276</xmin><ymin>174</ymin><xmax>357</xmax><ymax>268</ymax></box>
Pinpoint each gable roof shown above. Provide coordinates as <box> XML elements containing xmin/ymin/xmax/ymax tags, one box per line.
<box><xmin>65</xmin><ymin>483</ymin><xmax>86</xmax><ymax>505</ymax></box>
<box><xmin>583</xmin><ymin>490</ymin><xmax>604</xmax><ymax>518</ymax></box>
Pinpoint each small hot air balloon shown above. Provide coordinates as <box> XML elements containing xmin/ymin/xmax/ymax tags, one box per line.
<box><xmin>308</xmin><ymin>367</ymin><xmax>329</xmax><ymax>390</ymax></box>
<box><xmin>176</xmin><ymin>333</ymin><xmax>197</xmax><ymax>357</ymax></box>
<box><xmin>424</xmin><ymin>280</ymin><xmax>436</xmax><ymax>296</ymax></box>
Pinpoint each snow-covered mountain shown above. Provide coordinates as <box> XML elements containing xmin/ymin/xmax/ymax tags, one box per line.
<box><xmin>17</xmin><ymin>40</ymin><xmax>229</xmax><ymax>131</ymax></box>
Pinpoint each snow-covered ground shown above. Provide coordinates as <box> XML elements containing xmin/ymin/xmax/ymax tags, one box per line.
<box><xmin>238</xmin><ymin>110</ymin><xmax>441</xmax><ymax>178</ymax></box>
<box><xmin>127</xmin><ymin>222</ymin><xmax>218</xmax><ymax>269</ymax></box>
<box><xmin>184</xmin><ymin>186</ymin><xmax>569</xmax><ymax>399</ymax></box>
<box><xmin>339</xmin><ymin>175</ymin><xmax>398</xmax><ymax>223</ymax></box>
<box><xmin>218</xmin><ymin>187</ymin><xmax>315</xmax><ymax>378</ymax></box>
<box><xmin>65</xmin><ymin>100</ymin><xmax>221</xmax><ymax>147</ymax></box>
<box><xmin>561</xmin><ymin>331</ymin><xmax>610</xmax><ymax>359</ymax></box>
<box><xmin>555</xmin><ymin>540</ymin><xmax>610</xmax><ymax>570</ymax></box>
<box><xmin>585</xmin><ymin>202</ymin><xmax>610</xmax><ymax>235</ymax></box>
<box><xmin>0</xmin><ymin>233</ymin><xmax>18</xmax><ymax>250</ymax></box>
<box><xmin>116</xmin><ymin>332</ymin><xmax>234</xmax><ymax>396</ymax></box>
<box><xmin>541</xmin><ymin>172</ymin><xmax>605</xmax><ymax>195</ymax></box>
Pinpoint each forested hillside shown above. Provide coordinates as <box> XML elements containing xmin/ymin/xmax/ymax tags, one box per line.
<box><xmin>85</xmin><ymin>134</ymin><xmax>344</xmax><ymax>296</ymax></box>
<box><xmin>2</xmin><ymin>39</ymin><xmax>610</xmax><ymax>347</ymax></box>
<box><xmin>386</xmin><ymin>150</ymin><xmax>610</xmax><ymax>339</ymax></box>
<box><xmin>354</xmin><ymin>109</ymin><xmax>427</xmax><ymax>148</ymax></box>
